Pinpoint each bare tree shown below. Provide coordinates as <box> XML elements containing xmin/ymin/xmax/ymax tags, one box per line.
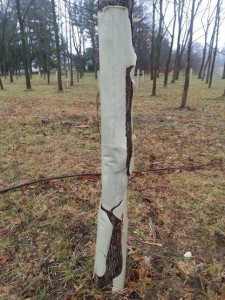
<box><xmin>164</xmin><ymin>0</ymin><xmax>177</xmax><ymax>87</ymax></box>
<box><xmin>205</xmin><ymin>8</ymin><xmax>218</xmax><ymax>85</ymax></box>
<box><xmin>83</xmin><ymin>0</ymin><xmax>98</xmax><ymax>79</ymax></box>
<box><xmin>171</xmin><ymin>0</ymin><xmax>185</xmax><ymax>83</ymax></box>
<box><xmin>68</xmin><ymin>0</ymin><xmax>74</xmax><ymax>86</ymax></box>
<box><xmin>208</xmin><ymin>0</ymin><xmax>221</xmax><ymax>88</ymax></box>
<box><xmin>152</xmin><ymin>0</ymin><xmax>163</xmax><ymax>96</ymax></box>
<box><xmin>181</xmin><ymin>0</ymin><xmax>202</xmax><ymax>109</ymax></box>
<box><xmin>198</xmin><ymin>0</ymin><xmax>215</xmax><ymax>79</ymax></box>
<box><xmin>150</xmin><ymin>0</ymin><xmax>156</xmax><ymax>80</ymax></box>
<box><xmin>0</xmin><ymin>0</ymin><xmax>13</xmax><ymax>83</ymax></box>
<box><xmin>68</xmin><ymin>1</ymin><xmax>87</xmax><ymax>82</ymax></box>
<box><xmin>51</xmin><ymin>0</ymin><xmax>63</xmax><ymax>91</ymax></box>
<box><xmin>15</xmin><ymin>0</ymin><xmax>33</xmax><ymax>89</ymax></box>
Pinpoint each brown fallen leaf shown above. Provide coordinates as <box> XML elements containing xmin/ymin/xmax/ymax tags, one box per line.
<box><xmin>130</xmin><ymin>251</ymin><xmax>142</xmax><ymax>261</ymax></box>
<box><xmin>0</xmin><ymin>254</ymin><xmax>10</xmax><ymax>266</ymax></box>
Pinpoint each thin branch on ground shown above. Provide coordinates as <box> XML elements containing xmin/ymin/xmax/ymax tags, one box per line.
<box><xmin>0</xmin><ymin>172</ymin><xmax>101</xmax><ymax>194</ymax></box>
<box><xmin>0</xmin><ymin>161</ymin><xmax>220</xmax><ymax>194</ymax></box>
<box><xmin>130</xmin><ymin>237</ymin><xmax>163</xmax><ymax>247</ymax></box>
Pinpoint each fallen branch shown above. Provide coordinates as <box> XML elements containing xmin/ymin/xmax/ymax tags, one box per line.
<box><xmin>0</xmin><ymin>161</ymin><xmax>219</xmax><ymax>194</ymax></box>
<box><xmin>134</xmin><ymin>162</ymin><xmax>213</xmax><ymax>174</ymax></box>
<box><xmin>0</xmin><ymin>172</ymin><xmax>101</xmax><ymax>194</ymax></box>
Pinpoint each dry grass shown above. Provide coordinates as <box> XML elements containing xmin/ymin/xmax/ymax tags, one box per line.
<box><xmin>0</xmin><ymin>73</ymin><xmax>225</xmax><ymax>299</ymax></box>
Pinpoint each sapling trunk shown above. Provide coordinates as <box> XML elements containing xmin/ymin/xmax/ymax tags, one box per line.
<box><xmin>94</xmin><ymin>1</ymin><xmax>136</xmax><ymax>292</ymax></box>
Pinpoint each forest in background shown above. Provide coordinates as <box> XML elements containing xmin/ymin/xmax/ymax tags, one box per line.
<box><xmin>0</xmin><ymin>0</ymin><xmax>225</xmax><ymax>94</ymax></box>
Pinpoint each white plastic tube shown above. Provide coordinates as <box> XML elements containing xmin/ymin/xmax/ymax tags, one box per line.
<box><xmin>94</xmin><ymin>6</ymin><xmax>136</xmax><ymax>292</ymax></box>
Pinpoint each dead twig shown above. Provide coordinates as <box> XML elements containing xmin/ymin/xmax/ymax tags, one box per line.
<box><xmin>133</xmin><ymin>161</ymin><xmax>217</xmax><ymax>175</ymax></box>
<box><xmin>130</xmin><ymin>237</ymin><xmax>163</xmax><ymax>247</ymax></box>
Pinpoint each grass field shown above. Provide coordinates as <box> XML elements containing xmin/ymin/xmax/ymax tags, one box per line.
<box><xmin>0</xmin><ymin>73</ymin><xmax>225</xmax><ymax>299</ymax></box>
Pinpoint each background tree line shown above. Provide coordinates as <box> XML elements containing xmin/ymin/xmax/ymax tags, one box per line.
<box><xmin>0</xmin><ymin>0</ymin><xmax>225</xmax><ymax>99</ymax></box>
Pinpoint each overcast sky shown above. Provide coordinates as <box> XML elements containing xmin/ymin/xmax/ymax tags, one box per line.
<box><xmin>163</xmin><ymin>0</ymin><xmax>225</xmax><ymax>50</ymax></box>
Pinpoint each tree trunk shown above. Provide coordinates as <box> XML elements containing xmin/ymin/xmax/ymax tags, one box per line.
<box><xmin>47</xmin><ymin>70</ymin><xmax>50</xmax><ymax>85</ymax></box>
<box><xmin>29</xmin><ymin>63</ymin><xmax>32</xmax><ymax>79</ymax></box>
<box><xmin>208</xmin><ymin>22</ymin><xmax>219</xmax><ymax>88</ymax></box>
<box><xmin>152</xmin><ymin>0</ymin><xmax>163</xmax><ymax>96</ymax></box>
<box><xmin>15</xmin><ymin>0</ymin><xmax>31</xmax><ymax>90</ymax></box>
<box><xmin>150</xmin><ymin>1</ymin><xmax>156</xmax><ymax>80</ymax></box>
<box><xmin>208</xmin><ymin>0</ymin><xmax>221</xmax><ymax>88</ymax></box>
<box><xmin>206</xmin><ymin>50</ymin><xmax>212</xmax><ymax>84</ymax></box>
<box><xmin>9</xmin><ymin>66</ymin><xmax>13</xmax><ymax>83</ymax></box>
<box><xmin>69</xmin><ymin>12</ymin><xmax>74</xmax><ymax>86</ymax></box>
<box><xmin>222</xmin><ymin>61</ymin><xmax>225</xmax><ymax>79</ymax></box>
<box><xmin>6</xmin><ymin>46</ymin><xmax>13</xmax><ymax>83</ymax></box>
<box><xmin>51</xmin><ymin>0</ymin><xmax>63</xmax><ymax>91</ymax></box>
<box><xmin>181</xmin><ymin>0</ymin><xmax>196</xmax><ymax>109</ymax></box>
<box><xmin>0</xmin><ymin>76</ymin><xmax>3</xmax><ymax>89</ymax></box>
<box><xmin>171</xmin><ymin>0</ymin><xmax>185</xmax><ymax>83</ymax></box>
<box><xmin>205</xmin><ymin>11</ymin><xmax>218</xmax><ymax>85</ymax></box>
<box><xmin>94</xmin><ymin>0</ymin><xmax>136</xmax><ymax>292</ymax></box>
<box><xmin>198</xmin><ymin>35</ymin><xmax>207</xmax><ymax>79</ymax></box>
<box><xmin>202</xmin><ymin>53</ymin><xmax>209</xmax><ymax>81</ymax></box>
<box><xmin>164</xmin><ymin>2</ymin><xmax>176</xmax><ymax>87</ymax></box>
<box><xmin>4</xmin><ymin>62</ymin><xmax>7</xmax><ymax>79</ymax></box>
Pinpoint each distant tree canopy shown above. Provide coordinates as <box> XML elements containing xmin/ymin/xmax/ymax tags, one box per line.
<box><xmin>0</xmin><ymin>0</ymin><xmax>224</xmax><ymax>93</ymax></box>
<box><xmin>0</xmin><ymin>0</ymin><xmax>170</xmax><ymax>77</ymax></box>
<box><xmin>0</xmin><ymin>0</ymin><xmax>56</xmax><ymax>76</ymax></box>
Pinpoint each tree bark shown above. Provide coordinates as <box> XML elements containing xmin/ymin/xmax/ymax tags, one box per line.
<box><xmin>222</xmin><ymin>61</ymin><xmax>225</xmax><ymax>79</ymax></box>
<box><xmin>205</xmin><ymin>48</ymin><xmax>212</xmax><ymax>84</ymax></box>
<box><xmin>0</xmin><ymin>76</ymin><xmax>3</xmax><ymax>89</ymax></box>
<box><xmin>94</xmin><ymin>0</ymin><xmax>136</xmax><ymax>292</ymax></box>
<box><xmin>5</xmin><ymin>46</ymin><xmax>13</xmax><ymax>83</ymax></box>
<box><xmin>51</xmin><ymin>0</ymin><xmax>63</xmax><ymax>91</ymax></box>
<box><xmin>202</xmin><ymin>52</ymin><xmax>209</xmax><ymax>81</ymax></box>
<box><xmin>15</xmin><ymin>0</ymin><xmax>32</xmax><ymax>90</ymax></box>
<box><xmin>198</xmin><ymin>36</ymin><xmax>207</xmax><ymax>79</ymax></box>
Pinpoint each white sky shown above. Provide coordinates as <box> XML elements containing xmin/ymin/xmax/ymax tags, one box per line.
<box><xmin>163</xmin><ymin>0</ymin><xmax>225</xmax><ymax>50</ymax></box>
<box><xmin>58</xmin><ymin>0</ymin><xmax>225</xmax><ymax>53</ymax></box>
